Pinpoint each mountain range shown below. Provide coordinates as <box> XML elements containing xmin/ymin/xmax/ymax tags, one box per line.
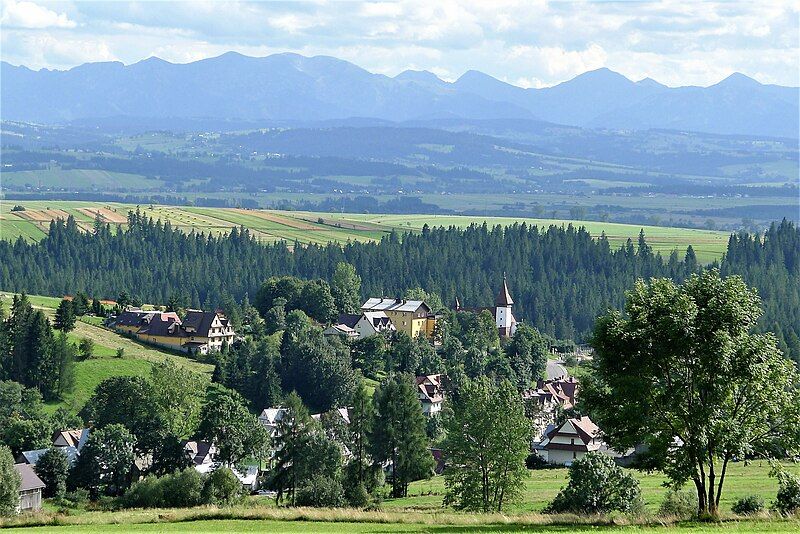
<box><xmin>2</xmin><ymin>52</ymin><xmax>797</xmax><ymax>138</ymax></box>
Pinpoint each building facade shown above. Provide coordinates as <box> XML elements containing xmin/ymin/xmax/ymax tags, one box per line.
<box><xmin>361</xmin><ymin>298</ymin><xmax>436</xmax><ymax>339</ymax></box>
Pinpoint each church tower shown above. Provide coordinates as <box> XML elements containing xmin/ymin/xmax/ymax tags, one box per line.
<box><xmin>495</xmin><ymin>274</ymin><xmax>516</xmax><ymax>337</ymax></box>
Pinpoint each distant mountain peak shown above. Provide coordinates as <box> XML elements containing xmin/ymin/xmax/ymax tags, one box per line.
<box><xmin>636</xmin><ymin>77</ymin><xmax>667</xmax><ymax>89</ymax></box>
<box><xmin>395</xmin><ymin>70</ymin><xmax>444</xmax><ymax>83</ymax></box>
<box><xmin>715</xmin><ymin>72</ymin><xmax>762</xmax><ymax>88</ymax></box>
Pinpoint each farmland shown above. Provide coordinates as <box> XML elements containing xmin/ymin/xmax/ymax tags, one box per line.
<box><xmin>0</xmin><ymin>201</ymin><xmax>730</xmax><ymax>263</ymax></box>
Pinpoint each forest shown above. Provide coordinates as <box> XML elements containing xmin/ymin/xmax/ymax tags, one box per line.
<box><xmin>0</xmin><ymin>213</ymin><xmax>797</xmax><ymax>363</ymax></box>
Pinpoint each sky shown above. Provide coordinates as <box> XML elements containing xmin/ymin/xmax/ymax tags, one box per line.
<box><xmin>1</xmin><ymin>0</ymin><xmax>798</xmax><ymax>88</ymax></box>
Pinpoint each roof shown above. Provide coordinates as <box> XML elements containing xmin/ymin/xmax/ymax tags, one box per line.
<box><xmin>335</xmin><ymin>313</ymin><xmax>361</xmax><ymax>329</ymax></box>
<box><xmin>182</xmin><ymin>310</ymin><xmax>227</xmax><ymax>336</ymax></box>
<box><xmin>259</xmin><ymin>407</ymin><xmax>288</xmax><ymax>425</ymax></box>
<box><xmin>362</xmin><ymin>298</ymin><xmax>431</xmax><ymax>314</ymax></box>
<box><xmin>416</xmin><ymin>374</ymin><xmax>444</xmax><ymax>403</ymax></box>
<box><xmin>114</xmin><ymin>310</ymin><xmax>180</xmax><ymax>328</ymax></box>
<box><xmin>138</xmin><ymin>315</ymin><xmax>186</xmax><ymax>337</ymax></box>
<box><xmin>495</xmin><ymin>276</ymin><xmax>514</xmax><ymax>306</ymax></box>
<box><xmin>18</xmin><ymin>447</ymin><xmax>79</xmax><ymax>466</ymax></box>
<box><xmin>182</xmin><ymin>440</ymin><xmax>215</xmax><ymax>465</ymax></box>
<box><xmin>362</xmin><ymin>311</ymin><xmax>394</xmax><ymax>330</ymax></box>
<box><xmin>323</xmin><ymin>324</ymin><xmax>358</xmax><ymax>337</ymax></box>
<box><xmin>546</xmin><ymin>416</ymin><xmax>600</xmax><ymax>444</ymax></box>
<box><xmin>14</xmin><ymin>463</ymin><xmax>46</xmax><ymax>492</ymax></box>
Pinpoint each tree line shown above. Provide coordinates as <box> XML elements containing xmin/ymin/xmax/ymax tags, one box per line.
<box><xmin>0</xmin><ymin>212</ymin><xmax>796</xmax><ymax>362</ymax></box>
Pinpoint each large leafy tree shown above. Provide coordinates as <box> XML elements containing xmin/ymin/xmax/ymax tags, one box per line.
<box><xmin>504</xmin><ymin>324</ymin><xmax>549</xmax><ymax>388</ymax></box>
<box><xmin>443</xmin><ymin>377</ymin><xmax>531</xmax><ymax>512</ymax></box>
<box><xmin>585</xmin><ymin>269</ymin><xmax>800</xmax><ymax>517</ymax></box>
<box><xmin>71</xmin><ymin>423</ymin><xmax>135</xmax><ymax>497</ymax></box>
<box><xmin>149</xmin><ymin>360</ymin><xmax>205</xmax><ymax>438</ymax></box>
<box><xmin>197</xmin><ymin>387</ymin><xmax>269</xmax><ymax>470</ymax></box>
<box><xmin>35</xmin><ymin>447</ymin><xmax>70</xmax><ymax>498</ymax></box>
<box><xmin>370</xmin><ymin>374</ymin><xmax>434</xmax><ymax>497</ymax></box>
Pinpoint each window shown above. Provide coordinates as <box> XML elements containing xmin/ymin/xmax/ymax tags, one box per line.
<box><xmin>571</xmin><ymin>438</ymin><xmax>575</xmax><ymax>445</ymax></box>
<box><xmin>573</xmin><ymin>451</ymin><xmax>577</xmax><ymax>459</ymax></box>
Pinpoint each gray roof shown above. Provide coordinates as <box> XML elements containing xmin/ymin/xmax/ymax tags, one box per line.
<box><xmin>14</xmin><ymin>463</ymin><xmax>46</xmax><ymax>492</ymax></box>
<box><xmin>18</xmin><ymin>447</ymin><xmax>79</xmax><ymax>467</ymax></box>
<box><xmin>336</xmin><ymin>313</ymin><xmax>361</xmax><ymax>329</ymax></box>
<box><xmin>182</xmin><ymin>310</ymin><xmax>227</xmax><ymax>336</ymax></box>
<box><xmin>361</xmin><ymin>298</ymin><xmax>430</xmax><ymax>313</ymax></box>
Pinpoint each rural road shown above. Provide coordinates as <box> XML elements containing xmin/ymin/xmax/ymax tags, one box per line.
<box><xmin>546</xmin><ymin>359</ymin><xmax>569</xmax><ymax>380</ymax></box>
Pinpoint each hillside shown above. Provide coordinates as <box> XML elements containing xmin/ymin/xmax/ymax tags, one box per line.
<box><xmin>2</xmin><ymin>53</ymin><xmax>797</xmax><ymax>138</ymax></box>
<box><xmin>0</xmin><ymin>291</ymin><xmax>213</xmax><ymax>414</ymax></box>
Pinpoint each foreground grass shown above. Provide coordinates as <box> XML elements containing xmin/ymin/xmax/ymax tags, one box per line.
<box><xmin>3</xmin><ymin>505</ymin><xmax>799</xmax><ymax>533</ymax></box>
<box><xmin>392</xmin><ymin>462</ymin><xmax>796</xmax><ymax>514</ymax></box>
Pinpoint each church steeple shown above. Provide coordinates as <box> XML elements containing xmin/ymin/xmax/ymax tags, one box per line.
<box><xmin>495</xmin><ymin>273</ymin><xmax>514</xmax><ymax>307</ymax></box>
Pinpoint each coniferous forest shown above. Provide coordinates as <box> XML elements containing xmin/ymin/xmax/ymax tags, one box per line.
<box><xmin>0</xmin><ymin>212</ymin><xmax>797</xmax><ymax>363</ymax></box>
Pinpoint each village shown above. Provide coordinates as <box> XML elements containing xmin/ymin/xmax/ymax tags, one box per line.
<box><xmin>9</xmin><ymin>278</ymin><xmax>617</xmax><ymax>511</ymax></box>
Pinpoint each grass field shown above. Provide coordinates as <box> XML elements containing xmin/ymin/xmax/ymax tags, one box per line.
<box><xmin>0</xmin><ymin>201</ymin><xmax>730</xmax><ymax>262</ymax></box>
<box><xmin>1</xmin><ymin>169</ymin><xmax>164</xmax><ymax>191</ymax></box>
<box><xmin>0</xmin><ymin>291</ymin><xmax>213</xmax><ymax>414</ymax></box>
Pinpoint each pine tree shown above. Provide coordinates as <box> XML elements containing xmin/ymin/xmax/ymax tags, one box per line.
<box><xmin>371</xmin><ymin>374</ymin><xmax>434</xmax><ymax>497</ymax></box>
<box><xmin>53</xmin><ymin>299</ymin><xmax>76</xmax><ymax>332</ymax></box>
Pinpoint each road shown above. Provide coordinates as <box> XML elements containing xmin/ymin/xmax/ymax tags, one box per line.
<box><xmin>546</xmin><ymin>359</ymin><xmax>569</xmax><ymax>380</ymax></box>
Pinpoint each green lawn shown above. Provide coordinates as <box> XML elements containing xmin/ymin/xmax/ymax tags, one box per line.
<box><xmin>1</xmin><ymin>169</ymin><xmax>164</xmax><ymax>191</ymax></box>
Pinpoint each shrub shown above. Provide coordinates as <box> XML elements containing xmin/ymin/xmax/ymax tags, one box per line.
<box><xmin>119</xmin><ymin>475</ymin><xmax>164</xmax><ymax>509</ymax></box>
<box><xmin>161</xmin><ymin>468</ymin><xmax>204</xmax><ymax>508</ymax></box>
<box><xmin>658</xmin><ymin>489</ymin><xmax>697</xmax><ymax>519</ymax></box>
<box><xmin>202</xmin><ymin>467</ymin><xmax>242</xmax><ymax>506</ymax></box>
<box><xmin>526</xmin><ymin>453</ymin><xmax>549</xmax><ymax>470</ymax></box>
<box><xmin>732</xmin><ymin>494</ymin><xmax>765</xmax><ymax>515</ymax></box>
<box><xmin>545</xmin><ymin>453</ymin><xmax>642</xmax><ymax>515</ymax></box>
<box><xmin>773</xmin><ymin>469</ymin><xmax>800</xmax><ymax>516</ymax></box>
<box><xmin>295</xmin><ymin>474</ymin><xmax>345</xmax><ymax>508</ymax></box>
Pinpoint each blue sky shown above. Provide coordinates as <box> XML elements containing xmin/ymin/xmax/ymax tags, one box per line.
<box><xmin>1</xmin><ymin>0</ymin><xmax>798</xmax><ymax>87</ymax></box>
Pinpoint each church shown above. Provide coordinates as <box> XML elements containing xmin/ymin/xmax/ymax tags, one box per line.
<box><xmin>453</xmin><ymin>276</ymin><xmax>519</xmax><ymax>338</ymax></box>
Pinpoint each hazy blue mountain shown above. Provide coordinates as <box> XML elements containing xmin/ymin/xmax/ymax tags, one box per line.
<box><xmin>0</xmin><ymin>52</ymin><xmax>532</xmax><ymax>124</ymax></box>
<box><xmin>2</xmin><ymin>52</ymin><xmax>796</xmax><ymax>138</ymax></box>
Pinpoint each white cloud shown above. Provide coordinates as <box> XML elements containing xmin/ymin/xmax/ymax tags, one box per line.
<box><xmin>0</xmin><ymin>0</ymin><xmax>76</xmax><ymax>29</ymax></box>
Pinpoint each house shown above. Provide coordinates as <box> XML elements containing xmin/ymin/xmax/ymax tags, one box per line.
<box><xmin>181</xmin><ymin>310</ymin><xmax>236</xmax><ymax>354</ymax></box>
<box><xmin>258</xmin><ymin>407</ymin><xmax>289</xmax><ymax>440</ymax></box>
<box><xmin>111</xmin><ymin>308</ymin><xmax>235</xmax><ymax>355</ymax></box>
<box><xmin>324</xmin><ymin>312</ymin><xmax>396</xmax><ymax>339</ymax></box>
<box><xmin>182</xmin><ymin>440</ymin><xmax>217</xmax><ymax>466</ymax></box>
<box><xmin>523</xmin><ymin>377</ymin><xmax>580</xmax><ymax>442</ymax></box>
<box><xmin>535</xmin><ymin>415</ymin><xmax>618</xmax><ymax>465</ymax></box>
<box><xmin>322</xmin><ymin>322</ymin><xmax>359</xmax><ymax>339</ymax></box>
<box><xmin>361</xmin><ymin>298</ymin><xmax>436</xmax><ymax>339</ymax></box>
<box><xmin>311</xmin><ymin>407</ymin><xmax>351</xmax><ymax>425</ymax></box>
<box><xmin>52</xmin><ymin>428</ymin><xmax>90</xmax><ymax>450</ymax></box>
<box><xmin>14</xmin><ymin>463</ymin><xmax>45</xmax><ymax>513</ymax></box>
<box><xmin>416</xmin><ymin>374</ymin><xmax>445</xmax><ymax>416</ymax></box>
<box><xmin>453</xmin><ymin>276</ymin><xmax>519</xmax><ymax>338</ymax></box>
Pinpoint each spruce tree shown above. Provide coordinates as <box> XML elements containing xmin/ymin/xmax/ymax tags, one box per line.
<box><xmin>53</xmin><ymin>299</ymin><xmax>76</xmax><ymax>332</ymax></box>
<box><xmin>371</xmin><ymin>374</ymin><xmax>434</xmax><ymax>497</ymax></box>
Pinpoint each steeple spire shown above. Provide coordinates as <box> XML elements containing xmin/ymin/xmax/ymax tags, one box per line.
<box><xmin>495</xmin><ymin>273</ymin><xmax>514</xmax><ymax>306</ymax></box>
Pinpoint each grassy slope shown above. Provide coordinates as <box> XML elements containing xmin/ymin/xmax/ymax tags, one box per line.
<box><xmin>0</xmin><ymin>291</ymin><xmax>213</xmax><ymax>414</ymax></box>
<box><xmin>0</xmin><ymin>201</ymin><xmax>730</xmax><ymax>262</ymax></box>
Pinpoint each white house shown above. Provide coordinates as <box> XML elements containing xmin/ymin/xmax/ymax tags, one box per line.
<box><xmin>416</xmin><ymin>374</ymin><xmax>444</xmax><ymax>416</ymax></box>
<box><xmin>324</xmin><ymin>312</ymin><xmax>395</xmax><ymax>339</ymax></box>
<box><xmin>535</xmin><ymin>416</ymin><xmax>619</xmax><ymax>465</ymax></box>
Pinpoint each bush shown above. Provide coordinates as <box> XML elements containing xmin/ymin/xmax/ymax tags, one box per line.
<box><xmin>120</xmin><ymin>469</ymin><xmax>205</xmax><ymax>509</ymax></box>
<box><xmin>119</xmin><ymin>475</ymin><xmax>164</xmax><ymax>509</ymax></box>
<box><xmin>161</xmin><ymin>468</ymin><xmax>203</xmax><ymax>508</ymax></box>
<box><xmin>35</xmin><ymin>447</ymin><xmax>70</xmax><ymax>498</ymax></box>
<box><xmin>658</xmin><ymin>489</ymin><xmax>697</xmax><ymax>519</ymax></box>
<box><xmin>202</xmin><ymin>467</ymin><xmax>242</xmax><ymax>506</ymax></box>
<box><xmin>545</xmin><ymin>453</ymin><xmax>642</xmax><ymax>515</ymax></box>
<box><xmin>526</xmin><ymin>453</ymin><xmax>549</xmax><ymax>470</ymax></box>
<box><xmin>732</xmin><ymin>494</ymin><xmax>765</xmax><ymax>515</ymax></box>
<box><xmin>295</xmin><ymin>474</ymin><xmax>345</xmax><ymax>508</ymax></box>
<box><xmin>773</xmin><ymin>469</ymin><xmax>800</xmax><ymax>516</ymax></box>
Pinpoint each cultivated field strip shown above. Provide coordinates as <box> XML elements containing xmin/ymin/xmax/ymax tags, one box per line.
<box><xmin>0</xmin><ymin>201</ymin><xmax>730</xmax><ymax>262</ymax></box>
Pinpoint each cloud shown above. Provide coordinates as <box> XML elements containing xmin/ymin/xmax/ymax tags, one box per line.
<box><xmin>0</xmin><ymin>0</ymin><xmax>797</xmax><ymax>87</ymax></box>
<box><xmin>0</xmin><ymin>0</ymin><xmax>76</xmax><ymax>29</ymax></box>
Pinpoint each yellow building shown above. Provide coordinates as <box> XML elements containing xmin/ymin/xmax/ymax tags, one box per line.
<box><xmin>111</xmin><ymin>308</ymin><xmax>234</xmax><ymax>355</ymax></box>
<box><xmin>361</xmin><ymin>298</ymin><xmax>436</xmax><ymax>339</ymax></box>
